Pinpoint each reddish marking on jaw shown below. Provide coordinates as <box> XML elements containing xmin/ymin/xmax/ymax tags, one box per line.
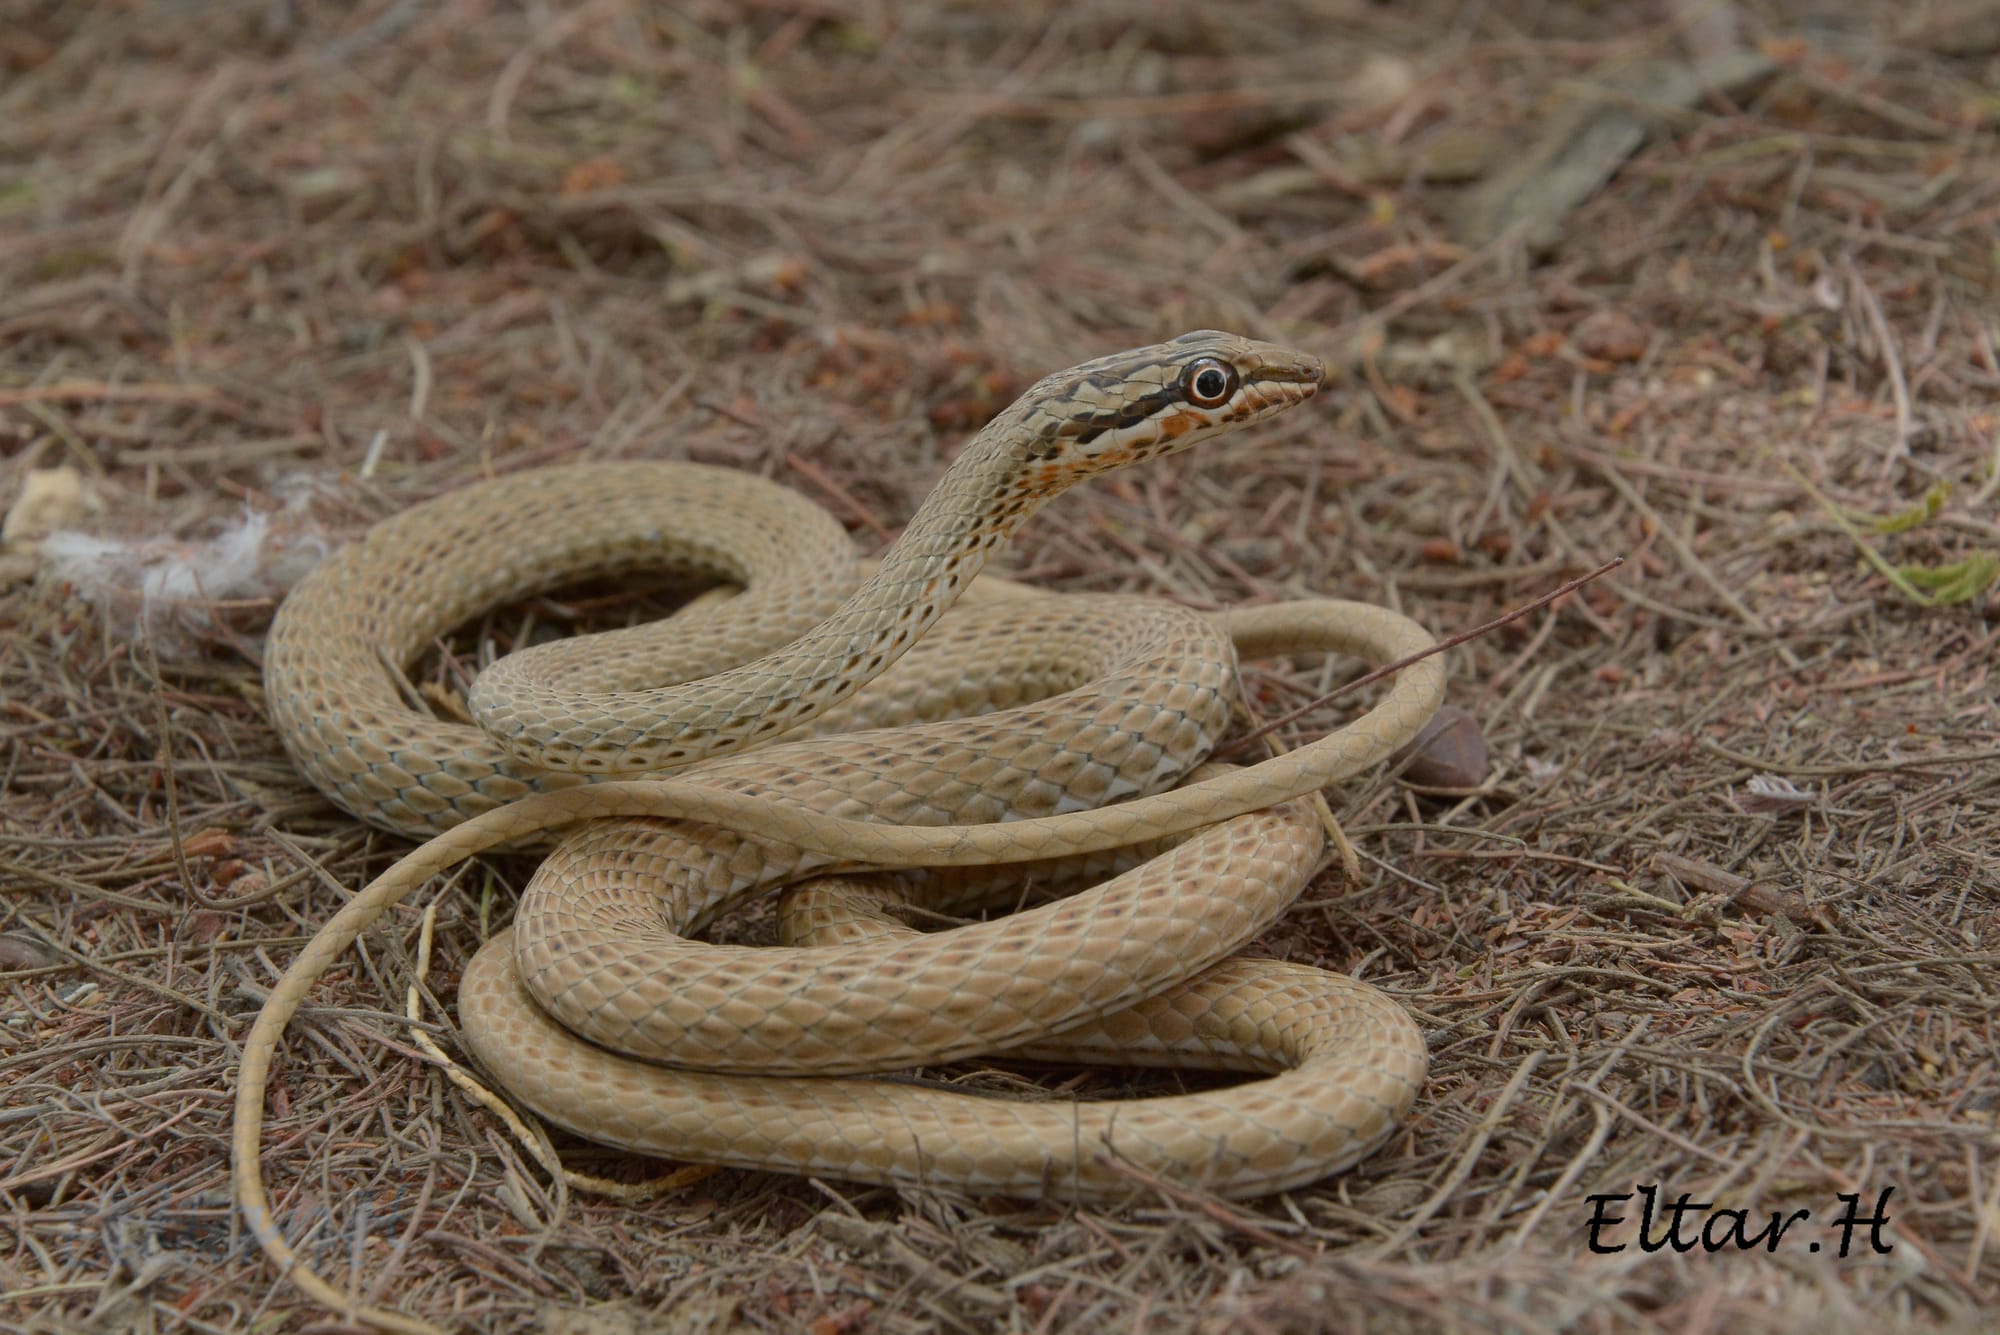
<box><xmin>1024</xmin><ymin>438</ymin><xmax>1155</xmax><ymax>495</ymax></box>
<box><xmin>1156</xmin><ymin>410</ymin><xmax>1198</xmax><ymax>441</ymax></box>
<box><xmin>1026</xmin><ymin>462</ymin><xmax>1069</xmax><ymax>494</ymax></box>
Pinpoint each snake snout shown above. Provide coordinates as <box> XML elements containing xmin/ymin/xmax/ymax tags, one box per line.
<box><xmin>1234</xmin><ymin>349</ymin><xmax>1323</xmax><ymax>421</ymax></box>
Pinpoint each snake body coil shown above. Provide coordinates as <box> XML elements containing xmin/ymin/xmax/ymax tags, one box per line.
<box><xmin>237</xmin><ymin>331</ymin><xmax>1443</xmax><ymax>1332</ymax></box>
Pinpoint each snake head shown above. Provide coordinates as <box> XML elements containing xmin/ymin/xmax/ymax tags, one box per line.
<box><xmin>997</xmin><ymin>330</ymin><xmax>1324</xmax><ymax>485</ymax></box>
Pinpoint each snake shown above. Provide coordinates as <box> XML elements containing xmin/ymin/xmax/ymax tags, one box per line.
<box><xmin>232</xmin><ymin>331</ymin><xmax>1446</xmax><ymax>1332</ymax></box>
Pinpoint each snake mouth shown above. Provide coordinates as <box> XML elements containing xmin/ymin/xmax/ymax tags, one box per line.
<box><xmin>1254</xmin><ymin>356</ymin><xmax>1325</xmax><ymax>389</ymax></box>
<box><xmin>1238</xmin><ymin>359</ymin><xmax>1324</xmax><ymax>417</ymax></box>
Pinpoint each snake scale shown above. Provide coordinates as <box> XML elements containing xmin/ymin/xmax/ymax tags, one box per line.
<box><xmin>233</xmin><ymin>331</ymin><xmax>1445</xmax><ymax>1332</ymax></box>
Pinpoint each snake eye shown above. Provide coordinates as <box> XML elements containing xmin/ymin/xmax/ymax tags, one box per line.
<box><xmin>1181</xmin><ymin>357</ymin><xmax>1237</xmax><ymax>408</ymax></box>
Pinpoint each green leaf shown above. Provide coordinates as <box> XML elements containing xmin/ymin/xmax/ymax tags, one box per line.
<box><xmin>1863</xmin><ymin>481</ymin><xmax>1950</xmax><ymax>535</ymax></box>
<box><xmin>1790</xmin><ymin>468</ymin><xmax>1999</xmax><ymax>608</ymax></box>
<box><xmin>1892</xmin><ymin>553</ymin><xmax>2000</xmax><ymax>604</ymax></box>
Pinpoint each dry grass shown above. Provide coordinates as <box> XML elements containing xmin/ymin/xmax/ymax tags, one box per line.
<box><xmin>4</xmin><ymin>2</ymin><xmax>1999</xmax><ymax>1332</ymax></box>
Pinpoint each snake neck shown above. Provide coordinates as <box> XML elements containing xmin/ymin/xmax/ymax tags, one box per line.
<box><xmin>775</xmin><ymin>426</ymin><xmax>1046</xmax><ymax>699</ymax></box>
<box><xmin>874</xmin><ymin>428</ymin><xmax>1036</xmax><ymax>575</ymax></box>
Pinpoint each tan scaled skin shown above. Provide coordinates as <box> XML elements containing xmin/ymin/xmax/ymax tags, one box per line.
<box><xmin>237</xmin><ymin>331</ymin><xmax>1444</xmax><ymax>1334</ymax></box>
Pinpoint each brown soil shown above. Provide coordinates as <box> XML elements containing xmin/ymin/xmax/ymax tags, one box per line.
<box><xmin>3</xmin><ymin>4</ymin><xmax>1997</xmax><ymax>1332</ymax></box>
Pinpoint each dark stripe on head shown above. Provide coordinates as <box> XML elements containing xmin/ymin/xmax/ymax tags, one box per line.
<box><xmin>1067</xmin><ymin>381</ymin><xmax>1184</xmax><ymax>446</ymax></box>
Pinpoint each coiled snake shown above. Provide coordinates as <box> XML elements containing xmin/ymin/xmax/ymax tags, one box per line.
<box><xmin>233</xmin><ymin>331</ymin><xmax>1445</xmax><ymax>1331</ymax></box>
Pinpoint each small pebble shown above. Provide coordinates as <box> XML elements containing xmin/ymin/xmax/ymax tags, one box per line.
<box><xmin>1573</xmin><ymin>308</ymin><xmax>1649</xmax><ymax>363</ymax></box>
<box><xmin>1396</xmin><ymin>705</ymin><xmax>1490</xmax><ymax>788</ymax></box>
<box><xmin>0</xmin><ymin>934</ymin><xmax>61</xmax><ymax>971</ymax></box>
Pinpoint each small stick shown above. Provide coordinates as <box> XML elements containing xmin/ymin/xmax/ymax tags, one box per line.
<box><xmin>1215</xmin><ymin>557</ymin><xmax>1624</xmax><ymax>759</ymax></box>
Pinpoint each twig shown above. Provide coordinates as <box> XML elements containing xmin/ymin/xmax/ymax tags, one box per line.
<box><xmin>1099</xmin><ymin>1156</ymin><xmax>1319</xmax><ymax>1261</ymax></box>
<box><xmin>0</xmin><ymin>381</ymin><xmax>220</xmax><ymax>407</ymax></box>
<box><xmin>1844</xmin><ymin>256</ymin><xmax>1915</xmax><ymax>480</ymax></box>
<box><xmin>1215</xmin><ymin>558</ymin><xmax>1624</xmax><ymax>759</ymax></box>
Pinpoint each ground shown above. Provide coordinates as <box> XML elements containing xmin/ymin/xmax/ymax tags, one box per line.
<box><xmin>3</xmin><ymin>2</ymin><xmax>1998</xmax><ymax>1332</ymax></box>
